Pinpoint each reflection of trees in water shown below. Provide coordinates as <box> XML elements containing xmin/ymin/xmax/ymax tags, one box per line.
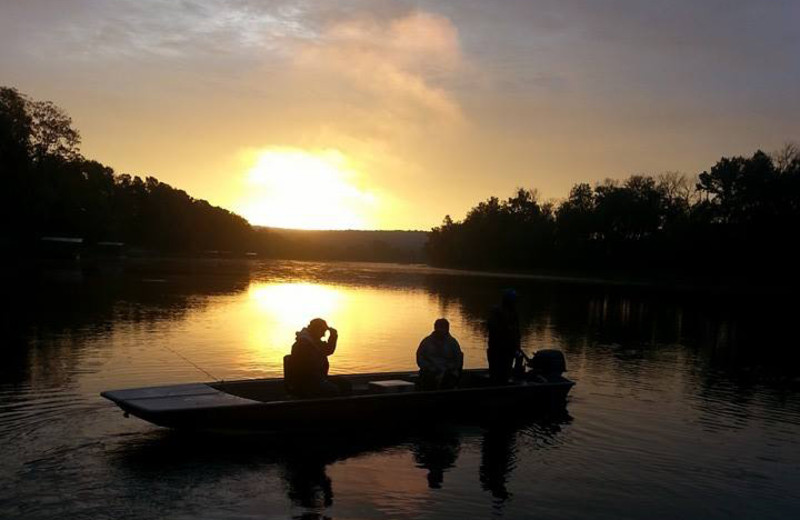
<box><xmin>1</xmin><ymin>268</ymin><xmax>251</xmax><ymax>387</ymax></box>
<box><xmin>9</xmin><ymin>260</ymin><xmax>797</xmax><ymax>381</ymax></box>
<box><xmin>245</xmin><ymin>260</ymin><xmax>800</xmax><ymax>386</ymax></box>
<box><xmin>6</xmin><ymin>259</ymin><xmax>797</xmax><ymax>400</ymax></box>
<box><xmin>421</xmin><ymin>273</ymin><xmax>800</xmax><ymax>383</ymax></box>
<box><xmin>422</xmin><ymin>271</ymin><xmax>799</xmax><ymax>444</ymax></box>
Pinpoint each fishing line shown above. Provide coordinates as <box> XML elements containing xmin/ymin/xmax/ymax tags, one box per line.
<box><xmin>159</xmin><ymin>343</ymin><xmax>221</xmax><ymax>382</ymax></box>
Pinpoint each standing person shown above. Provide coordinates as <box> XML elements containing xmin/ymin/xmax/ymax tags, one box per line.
<box><xmin>486</xmin><ymin>289</ymin><xmax>521</xmax><ymax>384</ymax></box>
<box><xmin>416</xmin><ymin>318</ymin><xmax>464</xmax><ymax>390</ymax></box>
<box><xmin>285</xmin><ymin>318</ymin><xmax>342</xmax><ymax>397</ymax></box>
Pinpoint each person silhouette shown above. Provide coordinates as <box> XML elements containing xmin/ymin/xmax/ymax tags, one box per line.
<box><xmin>486</xmin><ymin>289</ymin><xmax>521</xmax><ymax>384</ymax></box>
<box><xmin>416</xmin><ymin>318</ymin><xmax>464</xmax><ymax>390</ymax></box>
<box><xmin>285</xmin><ymin>318</ymin><xmax>342</xmax><ymax>397</ymax></box>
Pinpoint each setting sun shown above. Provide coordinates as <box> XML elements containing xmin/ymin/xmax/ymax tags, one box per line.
<box><xmin>237</xmin><ymin>148</ymin><xmax>378</xmax><ymax>230</ymax></box>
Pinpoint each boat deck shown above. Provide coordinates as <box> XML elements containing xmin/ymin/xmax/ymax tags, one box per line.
<box><xmin>101</xmin><ymin>369</ymin><xmax>574</xmax><ymax>432</ymax></box>
<box><xmin>212</xmin><ymin>370</ymin><xmax>427</xmax><ymax>402</ymax></box>
<box><xmin>101</xmin><ymin>383</ymin><xmax>260</xmax><ymax>414</ymax></box>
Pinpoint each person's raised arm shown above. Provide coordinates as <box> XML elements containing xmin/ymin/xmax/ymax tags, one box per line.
<box><xmin>321</xmin><ymin>327</ymin><xmax>338</xmax><ymax>355</ymax></box>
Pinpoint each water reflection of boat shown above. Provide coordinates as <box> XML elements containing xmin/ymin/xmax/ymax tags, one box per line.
<box><xmin>102</xmin><ymin>368</ymin><xmax>574</xmax><ymax>433</ymax></box>
<box><xmin>111</xmin><ymin>412</ymin><xmax>572</xmax><ymax>515</ymax></box>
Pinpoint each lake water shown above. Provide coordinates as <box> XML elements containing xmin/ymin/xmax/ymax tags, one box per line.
<box><xmin>1</xmin><ymin>260</ymin><xmax>799</xmax><ymax>519</ymax></box>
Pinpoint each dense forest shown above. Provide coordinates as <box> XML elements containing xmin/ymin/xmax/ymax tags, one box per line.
<box><xmin>427</xmin><ymin>147</ymin><xmax>800</xmax><ymax>280</ymax></box>
<box><xmin>0</xmin><ymin>87</ymin><xmax>425</xmax><ymax>263</ymax></box>
<box><xmin>0</xmin><ymin>86</ymin><xmax>252</xmax><ymax>253</ymax></box>
<box><xmin>4</xmin><ymin>86</ymin><xmax>799</xmax><ymax>280</ymax></box>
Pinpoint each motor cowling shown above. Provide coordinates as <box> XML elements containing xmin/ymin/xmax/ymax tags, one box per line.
<box><xmin>528</xmin><ymin>349</ymin><xmax>567</xmax><ymax>380</ymax></box>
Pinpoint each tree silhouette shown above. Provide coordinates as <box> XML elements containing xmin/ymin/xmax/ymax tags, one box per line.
<box><xmin>0</xmin><ymin>86</ymin><xmax>252</xmax><ymax>254</ymax></box>
<box><xmin>428</xmin><ymin>148</ymin><xmax>800</xmax><ymax>282</ymax></box>
<box><xmin>4</xmin><ymin>85</ymin><xmax>800</xmax><ymax>278</ymax></box>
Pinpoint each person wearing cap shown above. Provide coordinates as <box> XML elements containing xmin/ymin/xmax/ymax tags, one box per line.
<box><xmin>285</xmin><ymin>318</ymin><xmax>341</xmax><ymax>397</ymax></box>
<box><xmin>486</xmin><ymin>289</ymin><xmax>521</xmax><ymax>384</ymax></box>
<box><xmin>416</xmin><ymin>318</ymin><xmax>464</xmax><ymax>390</ymax></box>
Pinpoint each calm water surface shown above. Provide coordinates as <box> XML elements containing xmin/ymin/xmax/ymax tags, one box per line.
<box><xmin>1</xmin><ymin>260</ymin><xmax>799</xmax><ymax>519</ymax></box>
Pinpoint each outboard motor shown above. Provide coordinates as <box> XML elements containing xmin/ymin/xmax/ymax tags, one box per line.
<box><xmin>527</xmin><ymin>349</ymin><xmax>567</xmax><ymax>382</ymax></box>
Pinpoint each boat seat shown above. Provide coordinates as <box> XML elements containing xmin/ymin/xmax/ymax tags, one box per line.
<box><xmin>351</xmin><ymin>383</ymin><xmax>371</xmax><ymax>394</ymax></box>
<box><xmin>368</xmin><ymin>379</ymin><xmax>416</xmax><ymax>394</ymax></box>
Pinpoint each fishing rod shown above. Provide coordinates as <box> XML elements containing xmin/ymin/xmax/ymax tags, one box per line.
<box><xmin>159</xmin><ymin>343</ymin><xmax>221</xmax><ymax>382</ymax></box>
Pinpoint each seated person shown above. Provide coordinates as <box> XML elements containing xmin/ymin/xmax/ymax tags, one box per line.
<box><xmin>416</xmin><ymin>318</ymin><xmax>464</xmax><ymax>390</ymax></box>
<box><xmin>285</xmin><ymin>318</ymin><xmax>345</xmax><ymax>397</ymax></box>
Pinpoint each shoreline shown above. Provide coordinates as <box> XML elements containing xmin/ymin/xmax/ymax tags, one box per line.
<box><xmin>4</xmin><ymin>253</ymin><xmax>797</xmax><ymax>295</ymax></box>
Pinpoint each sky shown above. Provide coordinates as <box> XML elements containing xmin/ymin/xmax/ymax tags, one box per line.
<box><xmin>1</xmin><ymin>0</ymin><xmax>799</xmax><ymax>230</ymax></box>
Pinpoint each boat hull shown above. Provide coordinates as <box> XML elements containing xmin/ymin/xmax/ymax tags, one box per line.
<box><xmin>102</xmin><ymin>369</ymin><xmax>574</xmax><ymax>433</ymax></box>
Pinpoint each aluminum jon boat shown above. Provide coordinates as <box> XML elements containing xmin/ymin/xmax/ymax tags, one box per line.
<box><xmin>102</xmin><ymin>352</ymin><xmax>575</xmax><ymax>433</ymax></box>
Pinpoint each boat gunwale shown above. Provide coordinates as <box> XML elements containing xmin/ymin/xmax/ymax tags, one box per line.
<box><xmin>244</xmin><ymin>379</ymin><xmax>575</xmax><ymax>407</ymax></box>
<box><xmin>101</xmin><ymin>369</ymin><xmax>574</xmax><ymax>413</ymax></box>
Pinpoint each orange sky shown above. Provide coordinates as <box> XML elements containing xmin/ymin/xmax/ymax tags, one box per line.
<box><xmin>2</xmin><ymin>1</ymin><xmax>798</xmax><ymax>229</ymax></box>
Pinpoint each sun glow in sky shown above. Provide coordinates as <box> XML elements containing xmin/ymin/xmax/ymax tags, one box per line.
<box><xmin>2</xmin><ymin>1</ymin><xmax>799</xmax><ymax>229</ymax></box>
<box><xmin>237</xmin><ymin>148</ymin><xmax>378</xmax><ymax>230</ymax></box>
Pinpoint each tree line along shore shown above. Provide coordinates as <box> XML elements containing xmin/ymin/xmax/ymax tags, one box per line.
<box><xmin>3</xmin><ymin>87</ymin><xmax>799</xmax><ymax>282</ymax></box>
<box><xmin>426</xmin><ymin>145</ymin><xmax>800</xmax><ymax>283</ymax></box>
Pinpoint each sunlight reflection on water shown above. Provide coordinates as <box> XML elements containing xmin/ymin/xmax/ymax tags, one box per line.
<box><xmin>101</xmin><ymin>276</ymin><xmax>489</xmax><ymax>383</ymax></box>
<box><xmin>1</xmin><ymin>260</ymin><xmax>799</xmax><ymax>519</ymax></box>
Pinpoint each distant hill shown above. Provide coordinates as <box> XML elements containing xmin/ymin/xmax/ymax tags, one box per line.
<box><xmin>252</xmin><ymin>228</ymin><xmax>429</xmax><ymax>263</ymax></box>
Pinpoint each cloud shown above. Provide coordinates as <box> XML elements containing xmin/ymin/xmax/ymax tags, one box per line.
<box><xmin>294</xmin><ymin>10</ymin><xmax>466</xmax><ymax>125</ymax></box>
<box><xmin>3</xmin><ymin>1</ymin><xmax>467</xmax><ymax>125</ymax></box>
<box><xmin>2</xmin><ymin>0</ymin><xmax>313</xmax><ymax>63</ymax></box>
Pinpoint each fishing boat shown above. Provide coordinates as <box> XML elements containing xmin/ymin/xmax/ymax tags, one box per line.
<box><xmin>102</xmin><ymin>350</ymin><xmax>574</xmax><ymax>433</ymax></box>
